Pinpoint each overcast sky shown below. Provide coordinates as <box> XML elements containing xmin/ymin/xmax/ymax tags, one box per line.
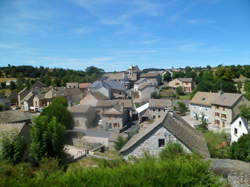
<box><xmin>0</xmin><ymin>0</ymin><xmax>249</xmax><ymax>71</ymax></box>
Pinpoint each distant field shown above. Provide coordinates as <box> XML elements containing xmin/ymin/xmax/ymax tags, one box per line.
<box><xmin>0</xmin><ymin>78</ymin><xmax>17</xmax><ymax>83</ymax></box>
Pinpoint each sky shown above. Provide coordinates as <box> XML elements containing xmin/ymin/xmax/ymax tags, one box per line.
<box><xmin>0</xmin><ymin>0</ymin><xmax>250</xmax><ymax>71</ymax></box>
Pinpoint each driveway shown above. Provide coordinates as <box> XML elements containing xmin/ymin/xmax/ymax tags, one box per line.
<box><xmin>181</xmin><ymin>113</ymin><xmax>200</xmax><ymax>128</ymax></box>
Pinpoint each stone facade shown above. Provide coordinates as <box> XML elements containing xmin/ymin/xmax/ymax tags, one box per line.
<box><xmin>66</xmin><ymin>82</ymin><xmax>79</xmax><ymax>88</ymax></box>
<box><xmin>122</xmin><ymin>125</ymin><xmax>191</xmax><ymax>160</ymax></box>
<box><xmin>168</xmin><ymin>78</ymin><xmax>193</xmax><ymax>93</ymax></box>
<box><xmin>211</xmin><ymin>96</ymin><xmax>248</xmax><ymax>130</ymax></box>
<box><xmin>148</xmin><ymin>108</ymin><xmax>168</xmax><ymax>120</ymax></box>
<box><xmin>189</xmin><ymin>104</ymin><xmax>212</xmax><ymax>123</ymax></box>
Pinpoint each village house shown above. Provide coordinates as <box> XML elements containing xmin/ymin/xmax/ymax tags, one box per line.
<box><xmin>168</xmin><ymin>78</ymin><xmax>193</xmax><ymax>93</ymax></box>
<box><xmin>190</xmin><ymin>91</ymin><xmax>250</xmax><ymax>132</ymax></box>
<box><xmin>127</xmin><ymin>65</ymin><xmax>140</xmax><ymax>82</ymax></box>
<box><xmin>66</xmin><ymin>82</ymin><xmax>79</xmax><ymax>88</ymax></box>
<box><xmin>68</xmin><ymin>105</ymin><xmax>96</xmax><ymax>129</ymax></box>
<box><xmin>79</xmin><ymin>82</ymin><xmax>91</xmax><ymax>90</ymax></box>
<box><xmin>89</xmin><ymin>79</ymin><xmax>127</xmax><ymax>99</ymax></box>
<box><xmin>211</xmin><ymin>92</ymin><xmax>249</xmax><ymax>131</ymax></box>
<box><xmin>140</xmin><ymin>72</ymin><xmax>162</xmax><ymax>86</ymax></box>
<box><xmin>80</xmin><ymin>91</ymin><xmax>108</xmax><ymax>107</ymax></box>
<box><xmin>230</xmin><ymin>116</ymin><xmax>249</xmax><ymax>144</ymax></box>
<box><xmin>133</xmin><ymin>81</ymin><xmax>156</xmax><ymax>103</ymax></box>
<box><xmin>148</xmin><ymin>99</ymin><xmax>173</xmax><ymax>120</ymax></box>
<box><xmin>190</xmin><ymin>92</ymin><xmax>219</xmax><ymax>123</ymax></box>
<box><xmin>0</xmin><ymin>110</ymin><xmax>34</xmax><ymax>124</ymax></box>
<box><xmin>95</xmin><ymin>99</ymin><xmax>133</xmax><ymax>130</ymax></box>
<box><xmin>103</xmin><ymin>72</ymin><xmax>130</xmax><ymax>88</ymax></box>
<box><xmin>120</xmin><ymin>112</ymin><xmax>210</xmax><ymax>160</ymax></box>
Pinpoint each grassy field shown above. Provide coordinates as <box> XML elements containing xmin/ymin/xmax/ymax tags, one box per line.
<box><xmin>179</xmin><ymin>94</ymin><xmax>192</xmax><ymax>100</ymax></box>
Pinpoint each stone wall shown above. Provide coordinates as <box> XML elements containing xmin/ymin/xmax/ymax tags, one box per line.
<box><xmin>122</xmin><ymin>125</ymin><xmax>191</xmax><ymax>160</ymax></box>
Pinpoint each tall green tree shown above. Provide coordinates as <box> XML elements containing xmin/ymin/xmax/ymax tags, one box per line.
<box><xmin>41</xmin><ymin>98</ymin><xmax>73</xmax><ymax>129</ymax></box>
<box><xmin>0</xmin><ymin>132</ymin><xmax>26</xmax><ymax>164</ymax></box>
<box><xmin>30</xmin><ymin>116</ymin><xmax>65</xmax><ymax>161</ymax></box>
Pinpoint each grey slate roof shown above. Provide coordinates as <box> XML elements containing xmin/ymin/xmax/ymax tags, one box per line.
<box><xmin>68</xmin><ymin>105</ymin><xmax>91</xmax><ymax>113</ymax></box>
<box><xmin>0</xmin><ymin>110</ymin><xmax>33</xmax><ymax>123</ymax></box>
<box><xmin>190</xmin><ymin>92</ymin><xmax>218</xmax><ymax>106</ymax></box>
<box><xmin>212</xmin><ymin>93</ymin><xmax>243</xmax><ymax>107</ymax></box>
<box><xmin>149</xmin><ymin>99</ymin><xmax>172</xmax><ymax>108</ymax></box>
<box><xmin>96</xmin><ymin>99</ymin><xmax>133</xmax><ymax>108</ymax></box>
<box><xmin>177</xmin><ymin>78</ymin><xmax>193</xmax><ymax>83</ymax></box>
<box><xmin>90</xmin><ymin>80</ymin><xmax>127</xmax><ymax>92</ymax></box>
<box><xmin>120</xmin><ymin>112</ymin><xmax>210</xmax><ymax>158</ymax></box>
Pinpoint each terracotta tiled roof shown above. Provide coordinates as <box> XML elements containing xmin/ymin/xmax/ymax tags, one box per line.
<box><xmin>79</xmin><ymin>83</ymin><xmax>91</xmax><ymax>89</ymax></box>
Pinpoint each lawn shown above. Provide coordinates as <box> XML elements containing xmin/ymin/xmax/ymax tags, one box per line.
<box><xmin>179</xmin><ymin>94</ymin><xmax>192</xmax><ymax>100</ymax></box>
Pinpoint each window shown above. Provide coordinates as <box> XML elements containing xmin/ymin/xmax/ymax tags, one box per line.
<box><xmin>158</xmin><ymin>115</ymin><xmax>161</xmax><ymax>118</ymax></box>
<box><xmin>153</xmin><ymin>109</ymin><xmax>155</xmax><ymax>112</ymax></box>
<box><xmin>234</xmin><ymin>128</ymin><xmax>238</xmax><ymax>135</ymax></box>
<box><xmin>239</xmin><ymin>121</ymin><xmax>242</xmax><ymax>127</ymax></box>
<box><xmin>158</xmin><ymin>139</ymin><xmax>165</xmax><ymax>147</ymax></box>
<box><xmin>216</xmin><ymin>106</ymin><xmax>219</xmax><ymax>109</ymax></box>
<box><xmin>153</xmin><ymin>115</ymin><xmax>156</xmax><ymax>119</ymax></box>
<box><xmin>215</xmin><ymin>112</ymin><xmax>220</xmax><ymax>117</ymax></box>
<box><xmin>215</xmin><ymin>120</ymin><xmax>220</xmax><ymax>125</ymax></box>
<box><xmin>158</xmin><ymin>109</ymin><xmax>161</xmax><ymax>112</ymax></box>
<box><xmin>221</xmin><ymin>114</ymin><xmax>226</xmax><ymax>119</ymax></box>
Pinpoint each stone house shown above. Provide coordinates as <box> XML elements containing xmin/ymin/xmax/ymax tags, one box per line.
<box><xmin>190</xmin><ymin>91</ymin><xmax>250</xmax><ymax>132</ymax></box>
<box><xmin>230</xmin><ymin>116</ymin><xmax>249</xmax><ymax>144</ymax></box>
<box><xmin>140</xmin><ymin>72</ymin><xmax>161</xmax><ymax>86</ymax></box>
<box><xmin>0</xmin><ymin>110</ymin><xmax>33</xmax><ymax>124</ymax></box>
<box><xmin>79</xmin><ymin>83</ymin><xmax>91</xmax><ymax>90</ymax></box>
<box><xmin>104</xmin><ymin>72</ymin><xmax>130</xmax><ymax>88</ymax></box>
<box><xmin>211</xmin><ymin>93</ymin><xmax>249</xmax><ymax>131</ymax></box>
<box><xmin>96</xmin><ymin>99</ymin><xmax>133</xmax><ymax>130</ymax></box>
<box><xmin>168</xmin><ymin>78</ymin><xmax>193</xmax><ymax>93</ymax></box>
<box><xmin>68</xmin><ymin>105</ymin><xmax>96</xmax><ymax>129</ymax></box>
<box><xmin>100</xmin><ymin>105</ymin><xmax>129</xmax><ymax>130</ymax></box>
<box><xmin>148</xmin><ymin>99</ymin><xmax>173</xmax><ymax>120</ymax></box>
<box><xmin>133</xmin><ymin>82</ymin><xmax>156</xmax><ymax>103</ymax></box>
<box><xmin>120</xmin><ymin>112</ymin><xmax>210</xmax><ymax>160</ymax></box>
<box><xmin>89</xmin><ymin>80</ymin><xmax>127</xmax><ymax>99</ymax></box>
<box><xmin>127</xmin><ymin>65</ymin><xmax>140</xmax><ymax>82</ymax></box>
<box><xmin>80</xmin><ymin>91</ymin><xmax>108</xmax><ymax>107</ymax></box>
<box><xmin>189</xmin><ymin>92</ymin><xmax>219</xmax><ymax>123</ymax></box>
<box><xmin>66</xmin><ymin>82</ymin><xmax>79</xmax><ymax>88</ymax></box>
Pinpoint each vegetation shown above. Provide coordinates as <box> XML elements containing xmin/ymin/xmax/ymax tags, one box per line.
<box><xmin>30</xmin><ymin>116</ymin><xmax>65</xmax><ymax>162</ymax></box>
<box><xmin>0</xmin><ymin>65</ymin><xmax>104</xmax><ymax>92</ymax></box>
<box><xmin>0</xmin><ymin>144</ymin><xmax>226</xmax><ymax>186</ymax></box>
<box><xmin>0</xmin><ymin>132</ymin><xmax>26</xmax><ymax>164</ymax></box>
<box><xmin>240</xmin><ymin>105</ymin><xmax>250</xmax><ymax>120</ymax></box>
<box><xmin>114</xmin><ymin>136</ymin><xmax>128</xmax><ymax>151</ymax></box>
<box><xmin>244</xmin><ymin>80</ymin><xmax>250</xmax><ymax>100</ymax></box>
<box><xmin>41</xmin><ymin>97</ymin><xmax>74</xmax><ymax>129</ymax></box>
<box><xmin>177</xmin><ymin>101</ymin><xmax>188</xmax><ymax>115</ymax></box>
<box><xmin>230</xmin><ymin>134</ymin><xmax>250</xmax><ymax>162</ymax></box>
<box><xmin>203</xmin><ymin>131</ymin><xmax>230</xmax><ymax>159</ymax></box>
<box><xmin>176</xmin><ymin>86</ymin><xmax>185</xmax><ymax>95</ymax></box>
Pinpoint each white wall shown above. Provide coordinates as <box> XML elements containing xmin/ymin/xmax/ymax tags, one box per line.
<box><xmin>231</xmin><ymin>117</ymin><xmax>249</xmax><ymax>144</ymax></box>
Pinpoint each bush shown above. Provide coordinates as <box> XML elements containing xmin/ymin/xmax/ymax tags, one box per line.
<box><xmin>230</xmin><ymin>134</ymin><xmax>250</xmax><ymax>162</ymax></box>
<box><xmin>114</xmin><ymin>136</ymin><xmax>128</xmax><ymax>151</ymax></box>
<box><xmin>203</xmin><ymin>131</ymin><xmax>230</xmax><ymax>158</ymax></box>
<box><xmin>177</xmin><ymin>102</ymin><xmax>188</xmax><ymax>115</ymax></box>
<box><xmin>159</xmin><ymin>142</ymin><xmax>185</xmax><ymax>160</ymax></box>
<box><xmin>0</xmin><ymin>132</ymin><xmax>26</xmax><ymax>164</ymax></box>
<box><xmin>0</xmin><ymin>154</ymin><xmax>225</xmax><ymax>186</ymax></box>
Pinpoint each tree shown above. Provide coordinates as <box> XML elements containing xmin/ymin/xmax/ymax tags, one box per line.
<box><xmin>9</xmin><ymin>81</ymin><xmax>16</xmax><ymax>90</ymax></box>
<box><xmin>0</xmin><ymin>132</ymin><xmax>26</xmax><ymax>164</ymax></box>
<box><xmin>240</xmin><ymin>105</ymin><xmax>250</xmax><ymax>120</ymax></box>
<box><xmin>52</xmin><ymin>96</ymin><xmax>68</xmax><ymax>107</ymax></box>
<box><xmin>41</xmin><ymin>101</ymin><xmax>74</xmax><ymax>129</ymax></box>
<box><xmin>163</xmin><ymin>72</ymin><xmax>171</xmax><ymax>82</ymax></box>
<box><xmin>114</xmin><ymin>136</ymin><xmax>128</xmax><ymax>151</ymax></box>
<box><xmin>230</xmin><ymin>134</ymin><xmax>250</xmax><ymax>162</ymax></box>
<box><xmin>244</xmin><ymin>81</ymin><xmax>250</xmax><ymax>100</ymax></box>
<box><xmin>177</xmin><ymin>102</ymin><xmax>187</xmax><ymax>115</ymax></box>
<box><xmin>159</xmin><ymin>143</ymin><xmax>185</xmax><ymax>160</ymax></box>
<box><xmin>30</xmin><ymin>116</ymin><xmax>65</xmax><ymax>161</ymax></box>
<box><xmin>176</xmin><ymin>86</ymin><xmax>184</xmax><ymax>95</ymax></box>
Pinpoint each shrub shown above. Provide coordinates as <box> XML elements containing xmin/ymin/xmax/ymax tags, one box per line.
<box><xmin>114</xmin><ymin>136</ymin><xmax>128</xmax><ymax>151</ymax></box>
<box><xmin>203</xmin><ymin>131</ymin><xmax>230</xmax><ymax>158</ymax></box>
<box><xmin>159</xmin><ymin>142</ymin><xmax>185</xmax><ymax>160</ymax></box>
<box><xmin>230</xmin><ymin>134</ymin><xmax>250</xmax><ymax>162</ymax></box>
<box><xmin>0</xmin><ymin>132</ymin><xmax>26</xmax><ymax>164</ymax></box>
